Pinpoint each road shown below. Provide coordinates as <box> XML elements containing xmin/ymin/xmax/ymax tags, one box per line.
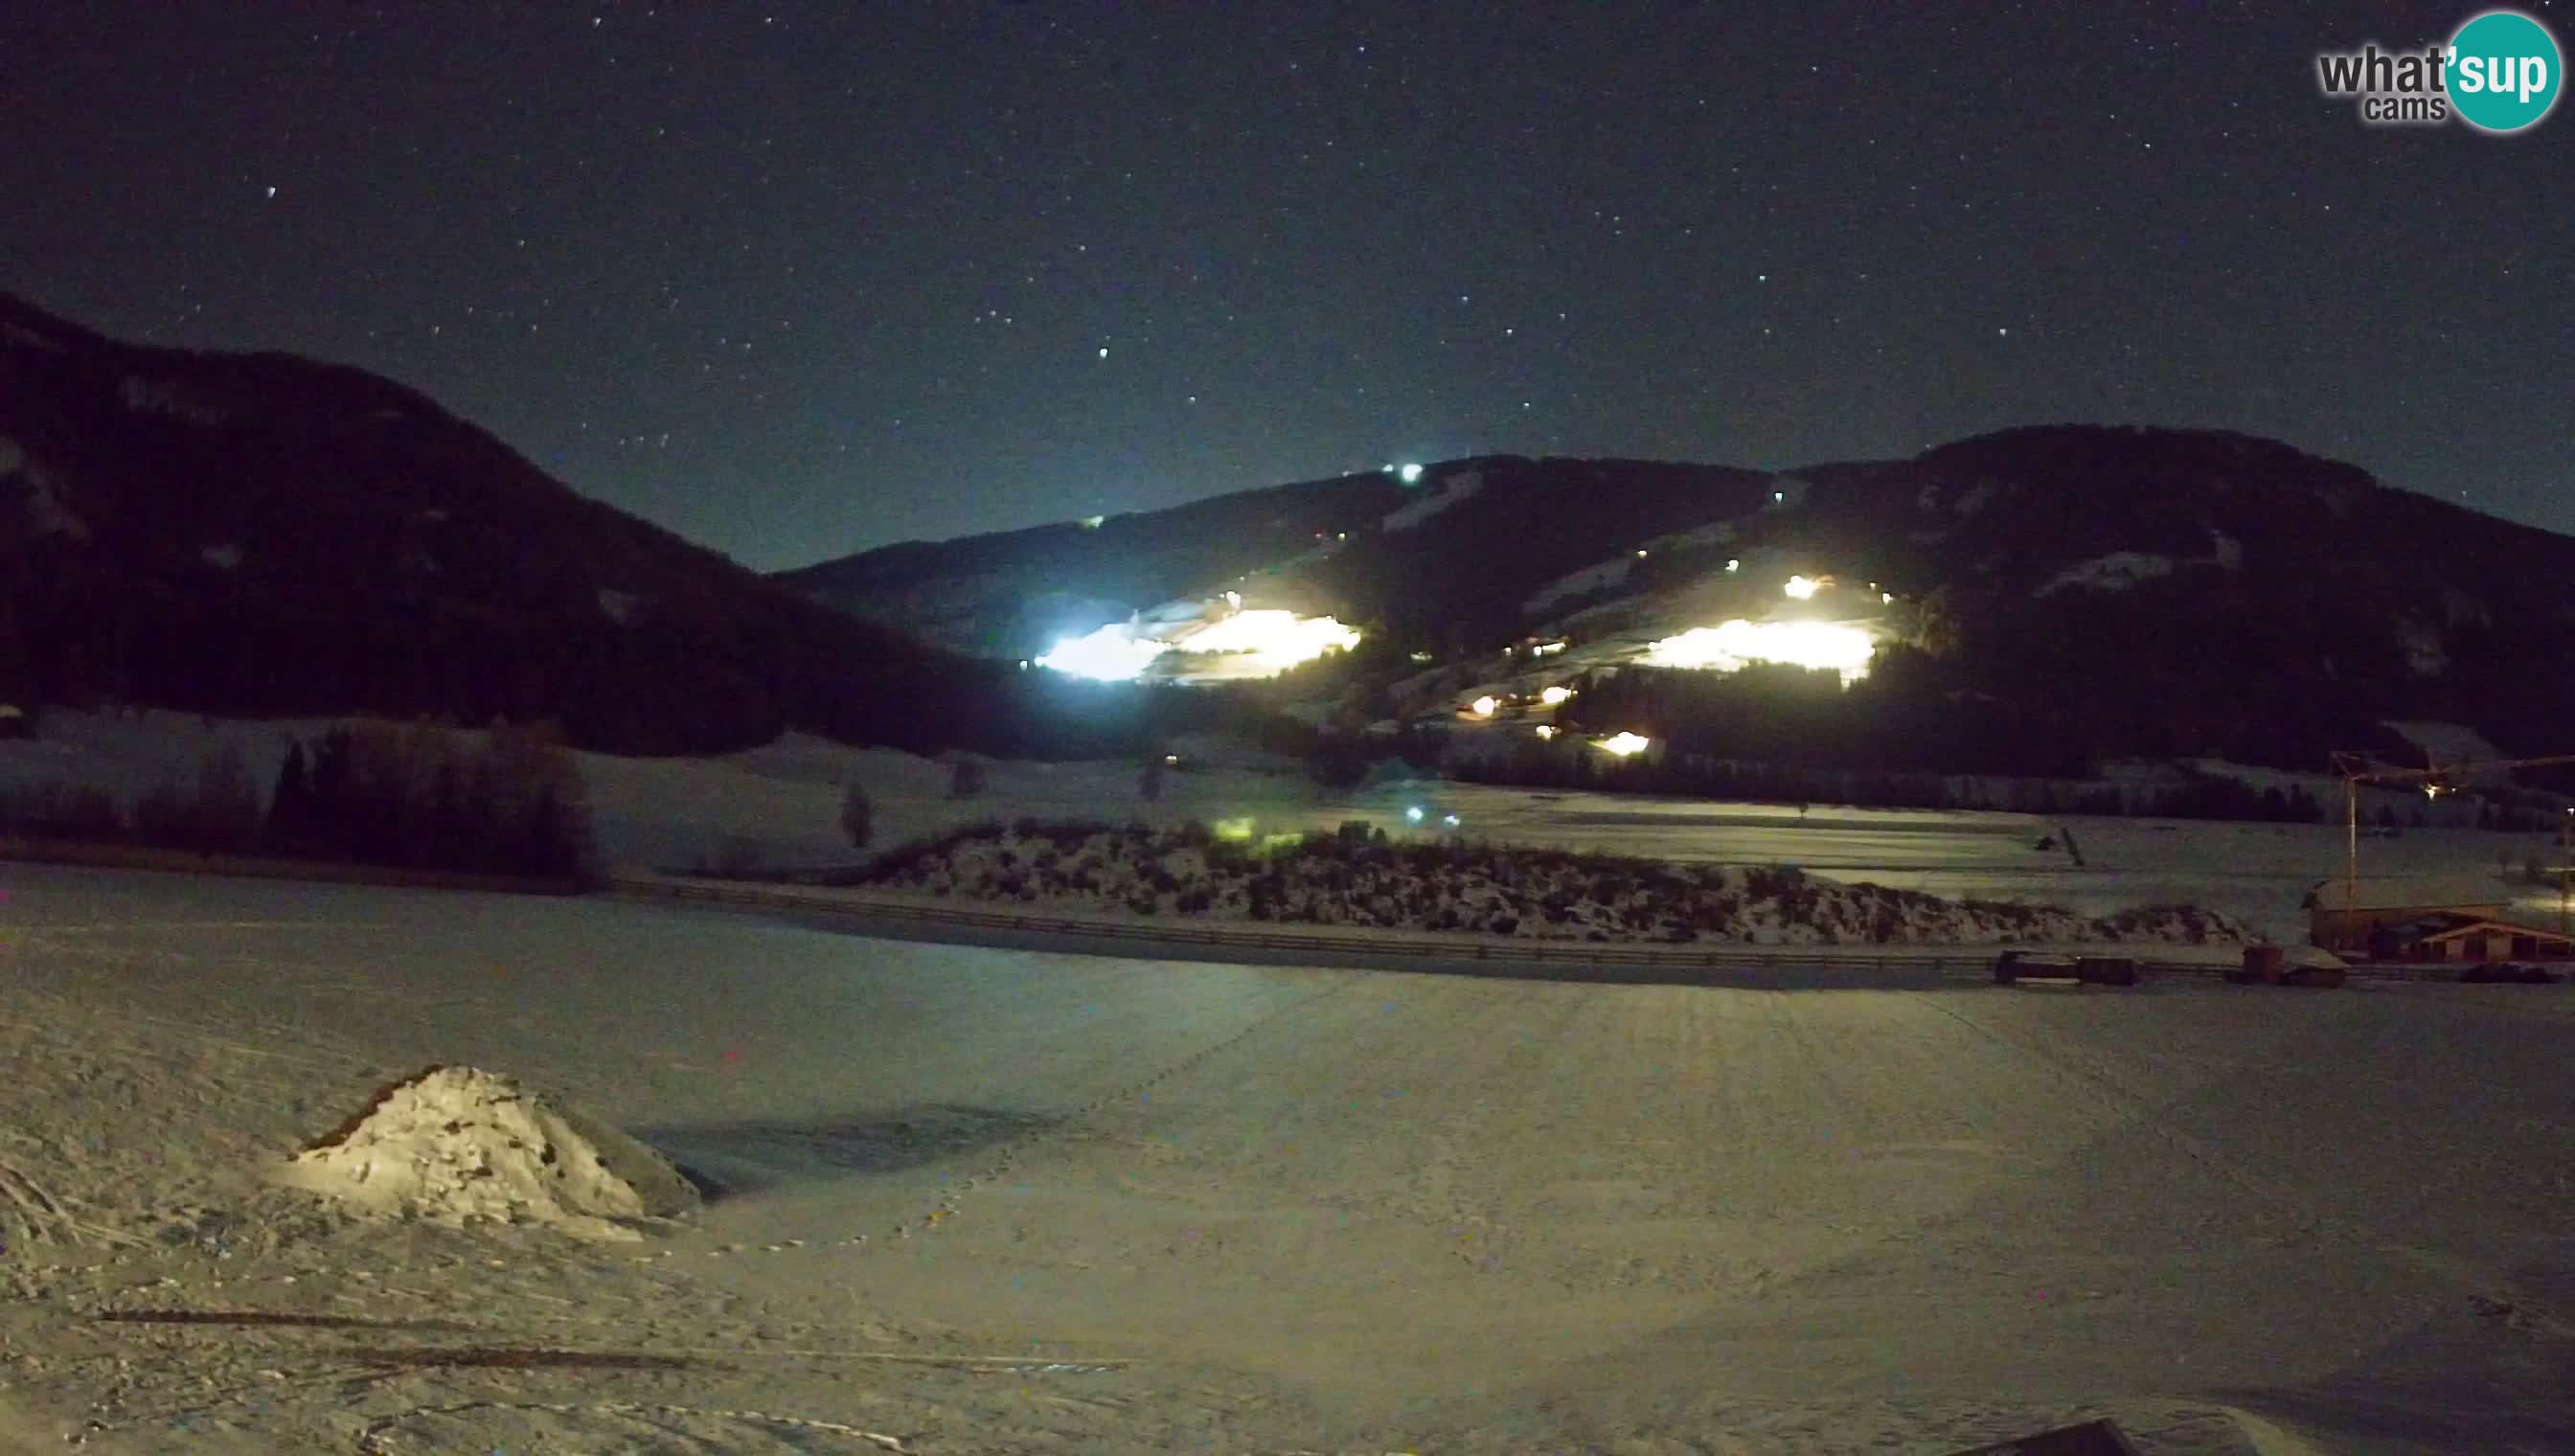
<box><xmin>2</xmin><ymin>862</ymin><xmax>2570</xmax><ymax>1453</ymax></box>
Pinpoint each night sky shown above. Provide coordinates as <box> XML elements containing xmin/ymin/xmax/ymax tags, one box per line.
<box><xmin>5</xmin><ymin>2</ymin><xmax>2566</xmax><ymax>572</ymax></box>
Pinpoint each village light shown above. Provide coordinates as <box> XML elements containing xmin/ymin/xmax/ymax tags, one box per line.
<box><xmin>1535</xmin><ymin>724</ymin><xmax>1558</xmax><ymax>739</ymax></box>
<box><xmin>1784</xmin><ymin>575</ymin><xmax>1820</xmax><ymax>600</ymax></box>
<box><xmin>1725</xmin><ymin>558</ymin><xmax>1740</xmax><ymax>572</ymax></box>
<box><xmin>1470</xmin><ymin>694</ymin><xmax>1497</xmax><ymax>717</ymax></box>
<box><xmin>1539</xmin><ymin>685</ymin><xmax>1573</xmax><ymax>705</ymax></box>
<box><xmin>1405</xmin><ymin>805</ymin><xmax>1425</xmax><ymax>823</ymax></box>
<box><xmin>1597</xmin><ymin>731</ymin><xmax>1651</xmax><ymax>757</ymax></box>
<box><xmin>1443</xmin><ymin>813</ymin><xmax>1461</xmax><ymax>828</ymax></box>
<box><xmin>1396</xmin><ymin>463</ymin><xmax>1424</xmax><ymax>484</ymax></box>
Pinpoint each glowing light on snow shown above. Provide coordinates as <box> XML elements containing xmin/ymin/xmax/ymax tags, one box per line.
<box><xmin>1035</xmin><ymin>608</ymin><xmax>1361</xmax><ymax>682</ymax></box>
<box><xmin>1534</xmin><ymin>725</ymin><xmax>1559</xmax><ymax>739</ymax></box>
<box><xmin>1596</xmin><ymin>732</ymin><xmax>1651</xmax><ymax>757</ymax></box>
<box><xmin>1222</xmin><ymin>590</ymin><xmax>1242</xmax><ymax>608</ymax></box>
<box><xmin>1078</xmin><ymin>514</ymin><xmax>1105</xmax><ymax>529</ymax></box>
<box><xmin>1405</xmin><ymin>806</ymin><xmax>1425</xmax><ymax>823</ymax></box>
<box><xmin>1177</xmin><ymin>608</ymin><xmax>1359</xmax><ymax>665</ymax></box>
<box><xmin>1641</xmin><ymin>620</ymin><xmax>1879</xmax><ymax>683</ymax></box>
<box><xmin>1036</xmin><ymin>625</ymin><xmax>1171</xmax><ymax>681</ymax></box>
<box><xmin>1538</xmin><ymin>685</ymin><xmax>1573</xmax><ymax>705</ymax></box>
<box><xmin>1725</xmin><ymin>558</ymin><xmax>1740</xmax><ymax>572</ymax></box>
<box><xmin>1531</xmin><ymin>640</ymin><xmax>1566</xmax><ymax>656</ymax></box>
<box><xmin>1470</xmin><ymin>695</ymin><xmax>1498</xmax><ymax>717</ymax></box>
<box><xmin>1396</xmin><ymin>463</ymin><xmax>1424</xmax><ymax>484</ymax></box>
<box><xmin>1443</xmin><ymin>813</ymin><xmax>1461</xmax><ymax>828</ymax></box>
<box><xmin>1783</xmin><ymin>575</ymin><xmax>1820</xmax><ymax>600</ymax></box>
<box><xmin>1881</xmin><ymin>592</ymin><xmax>1894</xmax><ymax>604</ymax></box>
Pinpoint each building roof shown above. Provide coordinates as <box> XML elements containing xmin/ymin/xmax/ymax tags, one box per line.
<box><xmin>2309</xmin><ymin>874</ymin><xmax>2512</xmax><ymax>913</ymax></box>
<box><xmin>2414</xmin><ymin>919</ymin><xmax>2575</xmax><ymax>946</ymax></box>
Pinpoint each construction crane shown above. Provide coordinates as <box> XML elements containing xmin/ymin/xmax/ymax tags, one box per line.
<box><xmin>2327</xmin><ymin>749</ymin><xmax>2575</xmax><ymax>949</ymax></box>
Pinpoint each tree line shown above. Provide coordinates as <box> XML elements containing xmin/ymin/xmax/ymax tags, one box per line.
<box><xmin>0</xmin><ymin>717</ymin><xmax>599</xmax><ymax>883</ymax></box>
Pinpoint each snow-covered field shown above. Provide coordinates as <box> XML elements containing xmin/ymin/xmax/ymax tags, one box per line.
<box><xmin>2</xmin><ymin>863</ymin><xmax>2570</xmax><ymax>1453</ymax></box>
<box><xmin>8</xmin><ymin>709</ymin><xmax>2570</xmax><ymax>948</ymax></box>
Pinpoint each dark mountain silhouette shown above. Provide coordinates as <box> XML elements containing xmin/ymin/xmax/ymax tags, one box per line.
<box><xmin>0</xmin><ymin>292</ymin><xmax>1127</xmax><ymax>758</ymax></box>
<box><xmin>781</xmin><ymin>425</ymin><xmax>2575</xmax><ymax>780</ymax></box>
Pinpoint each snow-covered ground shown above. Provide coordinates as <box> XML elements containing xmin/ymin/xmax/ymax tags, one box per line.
<box><xmin>2</xmin><ymin>862</ymin><xmax>2569</xmax><ymax>1453</ymax></box>
<box><xmin>8</xmin><ymin>709</ymin><xmax>2570</xmax><ymax>948</ymax></box>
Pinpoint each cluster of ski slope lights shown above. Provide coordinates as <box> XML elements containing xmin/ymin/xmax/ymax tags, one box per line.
<box><xmin>1035</xmin><ymin>596</ymin><xmax>1363</xmax><ymax>682</ymax></box>
<box><xmin>1632</xmin><ymin>576</ymin><xmax>1885</xmax><ymax>683</ymax></box>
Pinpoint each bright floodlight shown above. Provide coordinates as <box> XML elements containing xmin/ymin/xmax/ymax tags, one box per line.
<box><xmin>1038</xmin><ymin>607</ymin><xmax>1362</xmax><ymax>682</ymax></box>
<box><xmin>1470</xmin><ymin>694</ymin><xmax>1497</xmax><ymax>717</ymax></box>
<box><xmin>1405</xmin><ymin>805</ymin><xmax>1425</xmax><ymax>823</ymax></box>
<box><xmin>1397</xmin><ymin>463</ymin><xmax>1424</xmax><ymax>484</ymax></box>
<box><xmin>1597</xmin><ymin>731</ymin><xmax>1651</xmax><ymax>757</ymax></box>
<box><xmin>1035</xmin><ymin>624</ymin><xmax>1168</xmax><ymax>681</ymax></box>
<box><xmin>1169</xmin><ymin>609</ymin><xmax>1362</xmax><ymax>675</ymax></box>
<box><xmin>1642</xmin><ymin>620</ymin><xmax>1878</xmax><ymax>683</ymax></box>
<box><xmin>1784</xmin><ymin>575</ymin><xmax>1820</xmax><ymax>600</ymax></box>
<box><xmin>1538</xmin><ymin>685</ymin><xmax>1572</xmax><ymax>705</ymax></box>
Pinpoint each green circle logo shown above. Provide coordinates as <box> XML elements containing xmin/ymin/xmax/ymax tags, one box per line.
<box><xmin>2448</xmin><ymin>10</ymin><xmax>2563</xmax><ymax>132</ymax></box>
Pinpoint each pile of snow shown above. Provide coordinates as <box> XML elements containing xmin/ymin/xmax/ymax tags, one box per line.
<box><xmin>2034</xmin><ymin>551</ymin><xmax>2176</xmax><ymax>597</ymax></box>
<box><xmin>865</xmin><ymin>823</ymin><xmax>2252</xmax><ymax>947</ymax></box>
<box><xmin>279</xmin><ymin>1065</ymin><xmax>699</xmax><ymax>1241</ymax></box>
<box><xmin>1380</xmin><ymin>467</ymin><xmax>1483</xmax><ymax>532</ymax></box>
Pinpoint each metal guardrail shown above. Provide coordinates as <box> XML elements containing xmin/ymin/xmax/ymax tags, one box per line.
<box><xmin>605</xmin><ymin>872</ymin><xmax>2471</xmax><ymax>983</ymax></box>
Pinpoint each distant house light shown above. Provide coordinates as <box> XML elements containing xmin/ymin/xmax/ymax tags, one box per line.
<box><xmin>1539</xmin><ymin>685</ymin><xmax>1573</xmax><ymax>705</ymax></box>
<box><xmin>1597</xmin><ymin>731</ymin><xmax>1651</xmax><ymax>757</ymax></box>
<box><xmin>1725</xmin><ymin>558</ymin><xmax>1740</xmax><ymax>572</ymax></box>
<box><xmin>1773</xmin><ymin>489</ymin><xmax>1786</xmax><ymax>503</ymax></box>
<box><xmin>1470</xmin><ymin>694</ymin><xmax>1498</xmax><ymax>717</ymax></box>
<box><xmin>1784</xmin><ymin>575</ymin><xmax>1820</xmax><ymax>600</ymax></box>
<box><xmin>1409</xmin><ymin>649</ymin><xmax>1434</xmax><ymax>663</ymax></box>
<box><xmin>1531</xmin><ymin>639</ymin><xmax>1566</xmax><ymax>656</ymax></box>
<box><xmin>1881</xmin><ymin>591</ymin><xmax>1895</xmax><ymax>604</ymax></box>
<box><xmin>1078</xmin><ymin>514</ymin><xmax>1105</xmax><ymax>529</ymax></box>
<box><xmin>1535</xmin><ymin>724</ymin><xmax>1559</xmax><ymax>739</ymax></box>
<box><xmin>1397</xmin><ymin>463</ymin><xmax>1424</xmax><ymax>485</ymax></box>
<box><xmin>1635</xmin><ymin>548</ymin><xmax>1649</xmax><ymax>558</ymax></box>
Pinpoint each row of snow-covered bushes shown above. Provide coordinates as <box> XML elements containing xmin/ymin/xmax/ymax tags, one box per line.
<box><xmin>850</xmin><ymin>817</ymin><xmax>2248</xmax><ymax>945</ymax></box>
<box><xmin>0</xmin><ymin>717</ymin><xmax>599</xmax><ymax>884</ymax></box>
